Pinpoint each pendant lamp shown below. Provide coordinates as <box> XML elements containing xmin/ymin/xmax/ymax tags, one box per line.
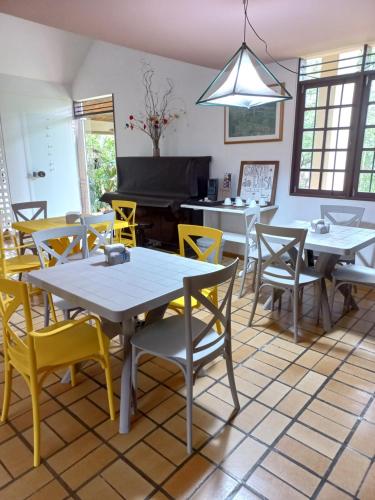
<box><xmin>196</xmin><ymin>2</ymin><xmax>292</xmax><ymax>109</ymax></box>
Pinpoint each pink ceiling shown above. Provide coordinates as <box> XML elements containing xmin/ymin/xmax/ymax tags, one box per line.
<box><xmin>0</xmin><ymin>0</ymin><xmax>374</xmax><ymax>69</ymax></box>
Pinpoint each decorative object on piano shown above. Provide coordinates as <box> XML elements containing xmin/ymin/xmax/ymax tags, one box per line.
<box><xmin>104</xmin><ymin>243</ymin><xmax>130</xmax><ymax>265</ymax></box>
<box><xmin>125</xmin><ymin>65</ymin><xmax>184</xmax><ymax>157</ymax></box>
<box><xmin>221</xmin><ymin>172</ymin><xmax>232</xmax><ymax>199</ymax></box>
<box><xmin>224</xmin><ymin>83</ymin><xmax>285</xmax><ymax>144</ymax></box>
<box><xmin>207</xmin><ymin>179</ymin><xmax>219</xmax><ymax>201</ymax></box>
<box><xmin>65</xmin><ymin>212</ymin><xmax>81</xmax><ymax>224</ymax></box>
<box><xmin>237</xmin><ymin>160</ymin><xmax>279</xmax><ymax>205</ymax></box>
<box><xmin>311</xmin><ymin>219</ymin><xmax>330</xmax><ymax>234</ymax></box>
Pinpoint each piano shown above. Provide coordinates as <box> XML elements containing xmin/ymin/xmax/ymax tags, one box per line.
<box><xmin>100</xmin><ymin>156</ymin><xmax>211</xmax><ymax>249</ymax></box>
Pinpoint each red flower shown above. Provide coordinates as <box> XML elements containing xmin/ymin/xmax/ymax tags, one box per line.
<box><xmin>130</xmin><ymin>124</ymin><xmax>134</xmax><ymax>130</ymax></box>
<box><xmin>129</xmin><ymin>115</ymin><xmax>134</xmax><ymax>120</ymax></box>
<box><xmin>163</xmin><ymin>118</ymin><xmax>168</xmax><ymax>124</ymax></box>
<box><xmin>143</xmin><ymin>124</ymin><xmax>146</xmax><ymax>129</ymax></box>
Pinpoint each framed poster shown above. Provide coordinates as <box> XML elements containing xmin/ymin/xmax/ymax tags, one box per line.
<box><xmin>237</xmin><ymin>161</ymin><xmax>279</xmax><ymax>205</ymax></box>
<box><xmin>224</xmin><ymin>84</ymin><xmax>285</xmax><ymax>143</ymax></box>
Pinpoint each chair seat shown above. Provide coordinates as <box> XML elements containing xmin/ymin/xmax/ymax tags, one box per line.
<box><xmin>6</xmin><ymin>254</ymin><xmax>40</xmax><ymax>273</ymax></box>
<box><xmin>333</xmin><ymin>264</ymin><xmax>375</xmax><ymax>285</ymax></box>
<box><xmin>12</xmin><ymin>321</ymin><xmax>108</xmax><ymax>374</ymax></box>
<box><xmin>263</xmin><ymin>266</ymin><xmax>322</xmax><ymax>287</ymax></box>
<box><xmin>169</xmin><ymin>287</ymin><xmax>212</xmax><ymax>310</ymax></box>
<box><xmin>131</xmin><ymin>315</ymin><xmax>223</xmax><ymax>364</ymax></box>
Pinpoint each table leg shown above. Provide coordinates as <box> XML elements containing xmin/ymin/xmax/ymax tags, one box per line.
<box><xmin>119</xmin><ymin>317</ymin><xmax>136</xmax><ymax>433</ymax></box>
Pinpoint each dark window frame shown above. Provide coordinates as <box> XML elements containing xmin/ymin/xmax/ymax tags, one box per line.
<box><xmin>290</xmin><ymin>69</ymin><xmax>375</xmax><ymax>200</ymax></box>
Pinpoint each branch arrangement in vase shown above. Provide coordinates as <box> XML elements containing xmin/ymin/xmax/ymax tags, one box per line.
<box><xmin>125</xmin><ymin>65</ymin><xmax>185</xmax><ymax>157</ymax></box>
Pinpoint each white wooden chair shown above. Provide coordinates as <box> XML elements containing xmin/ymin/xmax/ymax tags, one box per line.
<box><xmin>80</xmin><ymin>211</ymin><xmax>115</xmax><ymax>256</ymax></box>
<box><xmin>12</xmin><ymin>201</ymin><xmax>47</xmax><ymax>253</ymax></box>
<box><xmin>248</xmin><ymin>224</ymin><xmax>325</xmax><ymax>342</ymax></box>
<box><xmin>131</xmin><ymin>259</ymin><xmax>240</xmax><ymax>453</ymax></box>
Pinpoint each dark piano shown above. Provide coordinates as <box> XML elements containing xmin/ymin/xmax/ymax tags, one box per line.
<box><xmin>100</xmin><ymin>156</ymin><xmax>211</xmax><ymax>249</ymax></box>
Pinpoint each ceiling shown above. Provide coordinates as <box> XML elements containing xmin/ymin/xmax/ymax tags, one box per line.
<box><xmin>0</xmin><ymin>0</ymin><xmax>374</xmax><ymax>69</ymax></box>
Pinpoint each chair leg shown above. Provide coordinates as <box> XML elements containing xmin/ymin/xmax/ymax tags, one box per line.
<box><xmin>292</xmin><ymin>286</ymin><xmax>300</xmax><ymax>343</ymax></box>
<box><xmin>251</xmin><ymin>260</ymin><xmax>258</xmax><ymax>292</ymax></box>
<box><xmin>211</xmin><ymin>287</ymin><xmax>222</xmax><ymax>334</ymax></box>
<box><xmin>103</xmin><ymin>357</ymin><xmax>115</xmax><ymax>421</ymax></box>
<box><xmin>224</xmin><ymin>345</ymin><xmax>240</xmax><ymax>412</ymax></box>
<box><xmin>1</xmin><ymin>363</ymin><xmax>13</xmax><ymax>422</ymax></box>
<box><xmin>248</xmin><ymin>277</ymin><xmax>261</xmax><ymax>327</ymax></box>
<box><xmin>30</xmin><ymin>378</ymin><xmax>41</xmax><ymax>467</ymax></box>
<box><xmin>186</xmin><ymin>375</ymin><xmax>193</xmax><ymax>455</ymax></box>
<box><xmin>330</xmin><ymin>277</ymin><xmax>337</xmax><ymax>314</ymax></box>
<box><xmin>131</xmin><ymin>346</ymin><xmax>138</xmax><ymax>396</ymax></box>
<box><xmin>238</xmin><ymin>254</ymin><xmax>248</xmax><ymax>299</ymax></box>
<box><xmin>69</xmin><ymin>365</ymin><xmax>77</xmax><ymax>387</ymax></box>
<box><xmin>43</xmin><ymin>293</ymin><xmax>50</xmax><ymax>327</ymax></box>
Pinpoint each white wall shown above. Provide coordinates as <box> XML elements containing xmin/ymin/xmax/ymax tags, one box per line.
<box><xmin>0</xmin><ymin>73</ymin><xmax>81</xmax><ymax>216</ymax></box>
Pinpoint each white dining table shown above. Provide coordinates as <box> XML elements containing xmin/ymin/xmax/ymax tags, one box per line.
<box><xmin>28</xmin><ymin>247</ymin><xmax>222</xmax><ymax>433</ymax></box>
<box><xmin>251</xmin><ymin>220</ymin><xmax>375</xmax><ymax>329</ymax></box>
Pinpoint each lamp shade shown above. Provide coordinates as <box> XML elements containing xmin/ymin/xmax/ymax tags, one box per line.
<box><xmin>196</xmin><ymin>43</ymin><xmax>292</xmax><ymax>108</ymax></box>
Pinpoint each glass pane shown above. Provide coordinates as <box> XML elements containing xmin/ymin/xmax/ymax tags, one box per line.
<box><xmin>335</xmin><ymin>151</ymin><xmax>347</xmax><ymax>170</ymax></box>
<box><xmin>327</xmin><ymin>108</ymin><xmax>340</xmax><ymax>128</ymax></box>
<box><xmin>305</xmin><ymin>88</ymin><xmax>317</xmax><ymax>108</ymax></box>
<box><xmin>310</xmin><ymin>172</ymin><xmax>320</xmax><ymax>189</ymax></box>
<box><xmin>342</xmin><ymin>83</ymin><xmax>355</xmax><ymax>104</ymax></box>
<box><xmin>330</xmin><ymin>85</ymin><xmax>343</xmax><ymax>106</ymax></box>
<box><xmin>301</xmin><ymin>151</ymin><xmax>312</xmax><ymax>168</ymax></box>
<box><xmin>323</xmin><ymin>151</ymin><xmax>336</xmax><ymax>169</ymax></box>
<box><xmin>313</xmin><ymin>131</ymin><xmax>324</xmax><ymax>149</ymax></box>
<box><xmin>370</xmin><ymin>80</ymin><xmax>375</xmax><ymax>102</ymax></box>
<box><xmin>317</xmin><ymin>87</ymin><xmax>328</xmax><ymax>107</ymax></box>
<box><xmin>312</xmin><ymin>152</ymin><xmax>322</xmax><ymax>169</ymax></box>
<box><xmin>366</xmin><ymin>104</ymin><xmax>375</xmax><ymax>126</ymax></box>
<box><xmin>298</xmin><ymin>171</ymin><xmax>310</xmax><ymax>189</ymax></box>
<box><xmin>326</xmin><ymin>130</ymin><xmax>338</xmax><ymax>149</ymax></box>
<box><xmin>337</xmin><ymin>129</ymin><xmax>349</xmax><ymax>149</ymax></box>
<box><xmin>302</xmin><ymin>131</ymin><xmax>314</xmax><ymax>148</ymax></box>
<box><xmin>358</xmin><ymin>173</ymin><xmax>372</xmax><ymax>192</ymax></box>
<box><xmin>339</xmin><ymin>107</ymin><xmax>352</xmax><ymax>127</ymax></box>
<box><xmin>322</xmin><ymin>172</ymin><xmax>333</xmax><ymax>190</ymax></box>
<box><xmin>371</xmin><ymin>177</ymin><xmax>375</xmax><ymax>193</ymax></box>
<box><xmin>333</xmin><ymin>172</ymin><xmax>345</xmax><ymax>190</ymax></box>
<box><xmin>303</xmin><ymin>110</ymin><xmax>316</xmax><ymax>129</ymax></box>
<box><xmin>361</xmin><ymin>150</ymin><xmax>374</xmax><ymax>169</ymax></box>
<box><xmin>363</xmin><ymin>128</ymin><xmax>375</xmax><ymax>148</ymax></box>
<box><xmin>315</xmin><ymin>109</ymin><xmax>326</xmax><ymax>128</ymax></box>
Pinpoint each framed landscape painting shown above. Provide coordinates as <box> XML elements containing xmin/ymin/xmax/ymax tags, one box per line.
<box><xmin>224</xmin><ymin>84</ymin><xmax>285</xmax><ymax>143</ymax></box>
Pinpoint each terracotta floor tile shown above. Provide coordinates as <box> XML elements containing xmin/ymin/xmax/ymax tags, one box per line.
<box><xmin>0</xmin><ymin>422</ymin><xmax>15</xmax><ymax>444</ymax></box>
<box><xmin>12</xmin><ymin>398</ymin><xmax>62</xmax><ymax>432</ymax></box>
<box><xmin>253</xmin><ymin>351</ymin><xmax>290</xmax><ymax>370</ymax></box>
<box><xmin>179</xmin><ymin>403</ymin><xmax>225</xmax><ymax>436</ymax></box>
<box><xmin>298</xmin><ymin>409</ymin><xmax>350</xmax><ymax>441</ymax></box>
<box><xmin>0</xmin><ymin>435</ymin><xmax>34</xmax><ymax>477</ymax></box>
<box><xmin>137</xmin><ymin>385</ymin><xmax>174</xmax><ymax>413</ymax></box>
<box><xmin>61</xmin><ymin>443</ymin><xmax>116</xmax><ymax>489</ymax></box>
<box><xmin>256</xmin><ymin>380</ymin><xmax>291</xmax><ymax>407</ymax></box>
<box><xmin>163</xmin><ymin>454</ymin><xmax>215</xmax><ymax>498</ymax></box>
<box><xmin>222</xmin><ymin>437</ymin><xmax>267</xmax><ymax>480</ymax></box>
<box><xmin>313</xmin><ymin>355</ymin><xmax>342</xmax><ymax>376</ymax></box>
<box><xmin>77</xmin><ymin>476</ymin><xmax>123</xmax><ymax>499</ymax></box>
<box><xmin>287</xmin><ymin>422</ymin><xmax>341</xmax><ymax>459</ymax></box>
<box><xmin>147</xmin><ymin>393</ymin><xmax>186</xmax><ymax>424</ymax></box>
<box><xmin>232</xmin><ymin>344</ymin><xmax>257</xmax><ymax>363</ymax></box>
<box><xmin>201</xmin><ymin>425</ymin><xmax>245</xmax><ymax>464</ymax></box>
<box><xmin>23</xmin><ymin>422</ymin><xmax>65</xmax><ymax>459</ymax></box>
<box><xmin>243</xmin><ymin>357</ymin><xmax>282</xmax><ymax>378</ymax></box>
<box><xmin>247</xmin><ymin>466</ymin><xmax>306</xmax><ymax>500</ymax></box>
<box><xmin>208</xmin><ymin>381</ymin><xmax>249</xmax><ymax>407</ymax></box>
<box><xmin>277</xmin><ymin>364</ymin><xmax>309</xmax><ymax>386</ymax></box>
<box><xmin>195</xmin><ymin>391</ymin><xmax>238</xmax><ymax>421</ymax></box>
<box><xmin>317</xmin><ymin>482</ymin><xmax>352</xmax><ymax>499</ymax></box>
<box><xmin>232</xmin><ymin>401</ymin><xmax>270</xmax><ymax>433</ymax></box>
<box><xmin>140</xmin><ymin>359</ymin><xmax>175</xmax><ymax>381</ymax></box>
<box><xmin>54</xmin><ymin>378</ymin><xmax>100</xmax><ymax>406</ymax></box>
<box><xmin>329</xmin><ymin>448</ymin><xmax>371</xmax><ymax>495</ymax></box>
<box><xmin>318</xmin><ymin>387</ymin><xmax>365</xmax><ymax>415</ymax></box>
<box><xmin>27</xmin><ymin>479</ymin><xmax>69</xmax><ymax>500</ymax></box>
<box><xmin>45</xmin><ymin>409</ymin><xmax>86</xmax><ymax>443</ymax></box>
<box><xmin>232</xmin><ymin>485</ymin><xmax>261</xmax><ymax>499</ymax></box>
<box><xmin>225</xmin><ymin>373</ymin><xmax>262</xmax><ymax>399</ymax></box>
<box><xmin>109</xmin><ymin>415</ymin><xmax>156</xmax><ymax>453</ymax></box>
<box><xmin>276</xmin><ymin>389</ymin><xmax>310</xmax><ymax>417</ymax></box>
<box><xmin>358</xmin><ymin>462</ymin><xmax>375</xmax><ymax>500</ymax></box>
<box><xmin>125</xmin><ymin>442</ymin><xmax>175</xmax><ymax>483</ymax></box>
<box><xmin>145</xmin><ymin>428</ymin><xmax>187</xmax><ymax>465</ymax></box>
<box><xmin>0</xmin><ymin>465</ymin><xmax>53</xmax><ymax>499</ymax></box>
<box><xmin>326</xmin><ymin>379</ymin><xmax>371</xmax><ymax>405</ymax></box>
<box><xmin>296</xmin><ymin>370</ymin><xmax>327</xmax><ymax>395</ymax></box>
<box><xmin>251</xmin><ymin>411</ymin><xmax>291</xmax><ymax>445</ymax></box>
<box><xmin>364</xmin><ymin>399</ymin><xmax>375</xmax><ymax>423</ymax></box>
<box><xmin>190</xmin><ymin>469</ymin><xmax>239</xmax><ymax>500</ymax></box>
<box><xmin>101</xmin><ymin>460</ymin><xmax>154</xmax><ymax>498</ymax></box>
<box><xmin>0</xmin><ymin>462</ymin><xmax>11</xmax><ymax>488</ymax></box>
<box><xmin>235</xmin><ymin>365</ymin><xmax>271</xmax><ymax>388</ymax></box>
<box><xmin>296</xmin><ymin>349</ymin><xmax>324</xmax><ymax>369</ymax></box>
<box><xmin>262</xmin><ymin>450</ymin><xmax>320</xmax><ymax>496</ymax></box>
<box><xmin>48</xmin><ymin>432</ymin><xmax>101</xmax><ymax>474</ymax></box>
<box><xmin>276</xmin><ymin>435</ymin><xmax>331</xmax><ymax>476</ymax></box>
<box><xmin>307</xmin><ymin>399</ymin><xmax>357</xmax><ymax>429</ymax></box>
<box><xmin>163</xmin><ymin>414</ymin><xmax>210</xmax><ymax>449</ymax></box>
<box><xmin>349</xmin><ymin>420</ymin><xmax>375</xmax><ymax>457</ymax></box>
<box><xmin>263</xmin><ymin>343</ymin><xmax>299</xmax><ymax>362</ymax></box>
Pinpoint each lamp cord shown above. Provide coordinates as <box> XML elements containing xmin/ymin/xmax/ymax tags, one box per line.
<box><xmin>243</xmin><ymin>0</ymin><xmax>299</xmax><ymax>76</ymax></box>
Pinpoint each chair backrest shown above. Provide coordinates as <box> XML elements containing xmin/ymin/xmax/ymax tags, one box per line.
<box><xmin>32</xmin><ymin>225</ymin><xmax>87</xmax><ymax>268</ymax></box>
<box><xmin>178</xmin><ymin>224</ymin><xmax>223</xmax><ymax>264</ymax></box>
<box><xmin>320</xmin><ymin>205</ymin><xmax>365</xmax><ymax>227</ymax></box>
<box><xmin>111</xmin><ymin>200</ymin><xmax>137</xmax><ymax>246</ymax></box>
<box><xmin>0</xmin><ymin>278</ymin><xmax>35</xmax><ymax>375</ymax></box>
<box><xmin>80</xmin><ymin>211</ymin><xmax>115</xmax><ymax>256</ymax></box>
<box><xmin>12</xmin><ymin>201</ymin><xmax>47</xmax><ymax>222</ymax></box>
<box><xmin>255</xmin><ymin>223</ymin><xmax>307</xmax><ymax>286</ymax></box>
<box><xmin>243</xmin><ymin>207</ymin><xmax>260</xmax><ymax>249</ymax></box>
<box><xmin>183</xmin><ymin>258</ymin><xmax>238</xmax><ymax>364</ymax></box>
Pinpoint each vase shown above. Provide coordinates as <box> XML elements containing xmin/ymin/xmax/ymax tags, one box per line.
<box><xmin>153</xmin><ymin>145</ymin><xmax>160</xmax><ymax>157</ymax></box>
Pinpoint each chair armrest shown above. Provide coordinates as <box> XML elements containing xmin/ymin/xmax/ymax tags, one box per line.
<box><xmin>30</xmin><ymin>314</ymin><xmax>102</xmax><ymax>338</ymax></box>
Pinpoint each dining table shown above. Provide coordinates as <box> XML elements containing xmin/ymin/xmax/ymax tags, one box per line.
<box><xmin>12</xmin><ymin>215</ymin><xmax>129</xmax><ymax>234</ymax></box>
<box><xmin>28</xmin><ymin>246</ymin><xmax>222</xmax><ymax>434</ymax></box>
<box><xmin>251</xmin><ymin>220</ymin><xmax>375</xmax><ymax>330</ymax></box>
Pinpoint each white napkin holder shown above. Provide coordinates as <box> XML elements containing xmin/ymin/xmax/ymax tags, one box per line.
<box><xmin>104</xmin><ymin>244</ymin><xmax>130</xmax><ymax>265</ymax></box>
<box><xmin>311</xmin><ymin>219</ymin><xmax>330</xmax><ymax>234</ymax></box>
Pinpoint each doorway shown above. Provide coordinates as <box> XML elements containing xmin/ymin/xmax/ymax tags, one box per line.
<box><xmin>74</xmin><ymin>95</ymin><xmax>116</xmax><ymax>213</ymax></box>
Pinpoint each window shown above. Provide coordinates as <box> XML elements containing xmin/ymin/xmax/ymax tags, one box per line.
<box><xmin>291</xmin><ymin>45</ymin><xmax>375</xmax><ymax>199</ymax></box>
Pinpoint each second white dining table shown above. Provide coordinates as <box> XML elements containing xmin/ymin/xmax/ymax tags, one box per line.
<box><xmin>28</xmin><ymin>246</ymin><xmax>222</xmax><ymax>433</ymax></box>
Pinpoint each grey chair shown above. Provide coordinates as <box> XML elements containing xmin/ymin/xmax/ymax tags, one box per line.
<box><xmin>12</xmin><ymin>201</ymin><xmax>48</xmax><ymax>253</ymax></box>
<box><xmin>32</xmin><ymin>225</ymin><xmax>88</xmax><ymax>326</ymax></box>
<box><xmin>80</xmin><ymin>211</ymin><xmax>115</xmax><ymax>256</ymax></box>
<box><xmin>331</xmin><ymin>264</ymin><xmax>375</xmax><ymax>314</ymax></box>
<box><xmin>131</xmin><ymin>259</ymin><xmax>240</xmax><ymax>453</ymax></box>
<box><xmin>248</xmin><ymin>224</ymin><xmax>325</xmax><ymax>342</ymax></box>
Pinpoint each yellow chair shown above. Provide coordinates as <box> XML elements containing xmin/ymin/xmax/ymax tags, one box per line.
<box><xmin>0</xmin><ymin>226</ymin><xmax>40</xmax><ymax>278</ymax></box>
<box><xmin>0</xmin><ymin>279</ymin><xmax>115</xmax><ymax>467</ymax></box>
<box><xmin>112</xmin><ymin>200</ymin><xmax>137</xmax><ymax>247</ymax></box>
<box><xmin>168</xmin><ymin>224</ymin><xmax>223</xmax><ymax>332</ymax></box>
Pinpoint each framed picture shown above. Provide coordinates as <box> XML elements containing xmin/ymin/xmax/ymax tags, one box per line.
<box><xmin>237</xmin><ymin>161</ymin><xmax>279</xmax><ymax>205</ymax></box>
<box><xmin>224</xmin><ymin>84</ymin><xmax>285</xmax><ymax>143</ymax></box>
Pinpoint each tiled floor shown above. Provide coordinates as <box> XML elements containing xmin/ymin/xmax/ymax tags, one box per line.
<box><xmin>0</xmin><ymin>264</ymin><xmax>375</xmax><ymax>499</ymax></box>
